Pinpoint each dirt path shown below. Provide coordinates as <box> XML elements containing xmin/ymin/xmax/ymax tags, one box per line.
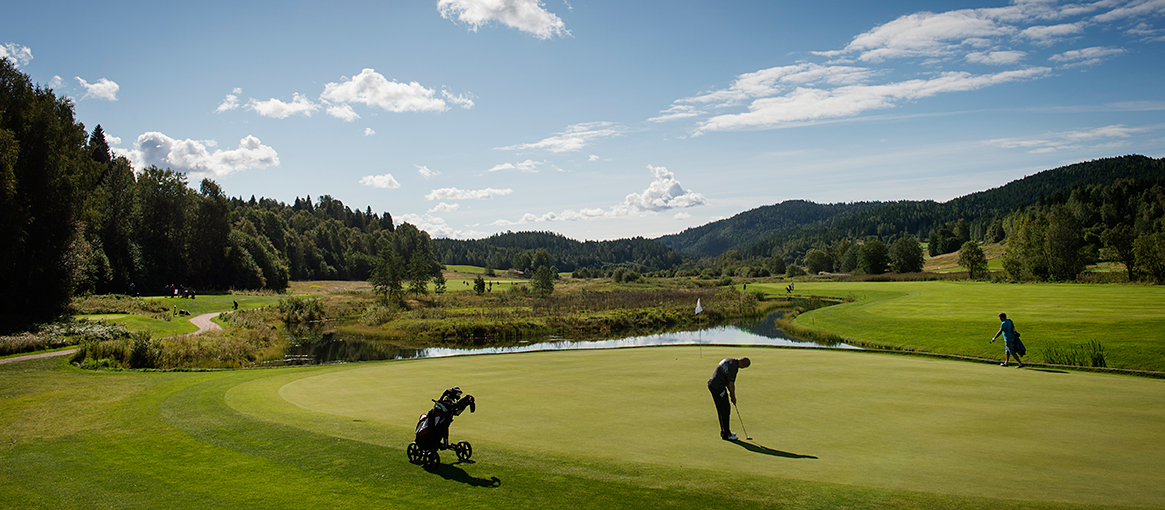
<box><xmin>0</xmin><ymin>348</ymin><xmax>80</xmax><ymax>365</ymax></box>
<box><xmin>189</xmin><ymin>312</ymin><xmax>223</xmax><ymax>334</ymax></box>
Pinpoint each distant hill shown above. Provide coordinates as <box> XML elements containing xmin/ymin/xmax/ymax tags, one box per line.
<box><xmin>433</xmin><ymin>231</ymin><xmax>683</xmax><ymax>272</ymax></box>
<box><xmin>654</xmin><ymin>200</ymin><xmax>884</xmax><ymax>257</ymax></box>
<box><xmin>661</xmin><ymin>155</ymin><xmax>1165</xmax><ymax>260</ymax></box>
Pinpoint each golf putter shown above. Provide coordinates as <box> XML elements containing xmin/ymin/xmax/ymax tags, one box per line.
<box><xmin>734</xmin><ymin>403</ymin><xmax>752</xmax><ymax>440</ymax></box>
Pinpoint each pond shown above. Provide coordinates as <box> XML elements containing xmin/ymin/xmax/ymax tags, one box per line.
<box><xmin>281</xmin><ymin>311</ymin><xmax>860</xmax><ymax>365</ymax></box>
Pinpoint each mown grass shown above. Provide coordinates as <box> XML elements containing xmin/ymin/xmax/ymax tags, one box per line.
<box><xmin>748</xmin><ymin>281</ymin><xmax>1165</xmax><ymax>372</ymax></box>
<box><xmin>2</xmin><ymin>347</ymin><xmax>1162</xmax><ymax>508</ymax></box>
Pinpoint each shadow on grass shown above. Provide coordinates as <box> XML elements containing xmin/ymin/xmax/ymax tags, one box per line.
<box><xmin>424</xmin><ymin>462</ymin><xmax>502</xmax><ymax>487</ymax></box>
<box><xmin>729</xmin><ymin>439</ymin><xmax>817</xmax><ymax>459</ymax></box>
<box><xmin>1027</xmin><ymin>368</ymin><xmax>1070</xmax><ymax>374</ymax></box>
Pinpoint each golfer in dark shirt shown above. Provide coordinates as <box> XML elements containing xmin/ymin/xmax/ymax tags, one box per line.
<box><xmin>708</xmin><ymin>357</ymin><xmax>750</xmax><ymax>440</ymax></box>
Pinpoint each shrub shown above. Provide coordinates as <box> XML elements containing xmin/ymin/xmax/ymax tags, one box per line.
<box><xmin>278</xmin><ymin>297</ymin><xmax>325</xmax><ymax>323</ymax></box>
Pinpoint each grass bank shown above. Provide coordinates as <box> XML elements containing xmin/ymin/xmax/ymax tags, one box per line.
<box><xmin>747</xmin><ymin>281</ymin><xmax>1165</xmax><ymax>372</ymax></box>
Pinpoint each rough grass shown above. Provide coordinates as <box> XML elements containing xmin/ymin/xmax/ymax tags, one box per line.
<box><xmin>2</xmin><ymin>347</ymin><xmax>1162</xmax><ymax>509</ymax></box>
<box><xmin>748</xmin><ymin>281</ymin><xmax>1165</xmax><ymax>372</ymax></box>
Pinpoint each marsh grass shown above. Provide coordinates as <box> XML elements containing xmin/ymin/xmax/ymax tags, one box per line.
<box><xmin>1041</xmin><ymin>340</ymin><xmax>1108</xmax><ymax>368</ymax></box>
<box><xmin>72</xmin><ymin>328</ymin><xmax>284</xmax><ymax>370</ymax></box>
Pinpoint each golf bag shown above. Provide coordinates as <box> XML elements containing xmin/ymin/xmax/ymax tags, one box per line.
<box><xmin>414</xmin><ymin>387</ymin><xmax>475</xmax><ymax>451</ymax></box>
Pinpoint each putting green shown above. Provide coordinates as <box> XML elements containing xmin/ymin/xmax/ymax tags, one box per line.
<box><xmin>227</xmin><ymin>347</ymin><xmax>1165</xmax><ymax>508</ymax></box>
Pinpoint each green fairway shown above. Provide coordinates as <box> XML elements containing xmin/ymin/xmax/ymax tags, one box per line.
<box><xmin>3</xmin><ymin>346</ymin><xmax>1163</xmax><ymax>508</ymax></box>
<box><xmin>748</xmin><ymin>281</ymin><xmax>1165</xmax><ymax>372</ymax></box>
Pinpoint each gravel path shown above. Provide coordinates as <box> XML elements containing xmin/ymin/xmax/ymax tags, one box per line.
<box><xmin>189</xmin><ymin>312</ymin><xmax>224</xmax><ymax>334</ymax></box>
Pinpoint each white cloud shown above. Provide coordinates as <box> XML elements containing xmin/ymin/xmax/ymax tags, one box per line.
<box><xmin>695</xmin><ymin>67</ymin><xmax>1050</xmax><ymax>132</ymax></box>
<box><xmin>648</xmin><ymin>104</ymin><xmax>706</xmax><ymax>123</ymax></box>
<box><xmin>47</xmin><ymin>76</ymin><xmax>64</xmax><ymax>89</ymax></box>
<box><xmin>397</xmin><ymin>213</ymin><xmax>485</xmax><ymax>239</ymax></box>
<box><xmin>327</xmin><ymin>103</ymin><xmax>360</xmax><ymax>122</ymax></box>
<box><xmin>320</xmin><ymin>68</ymin><xmax>448</xmax><ymax>113</ymax></box>
<box><xmin>616</xmin><ymin>165</ymin><xmax>707</xmax><ymax>213</ymax></box>
<box><xmin>1</xmin><ymin>43</ymin><xmax>33</xmax><ymax>66</ymax></box>
<box><xmin>1020</xmin><ymin>22</ymin><xmax>1085</xmax><ymax>45</ymax></box>
<box><xmin>986</xmin><ymin>124</ymin><xmax>1151</xmax><ymax>153</ymax></box>
<box><xmin>429</xmin><ymin>202</ymin><xmax>460</xmax><ymax>213</ymax></box>
<box><xmin>588</xmin><ymin>154</ymin><xmax>600</xmax><ymax>161</ymax></box>
<box><xmin>497</xmin><ymin>122</ymin><xmax>621</xmax><ymax>153</ymax></box>
<box><xmin>246</xmin><ymin>93</ymin><xmax>319</xmax><ymax>118</ymax></box>
<box><xmin>425</xmin><ymin>187</ymin><xmax>513</xmax><ymax>200</ymax></box>
<box><xmin>417</xmin><ymin>165</ymin><xmax>439</xmax><ymax>177</ymax></box>
<box><xmin>112</xmin><ymin>132</ymin><xmax>279</xmax><ymax>177</ymax></box>
<box><xmin>966</xmin><ymin>50</ymin><xmax>1026</xmax><ymax>65</ymax></box>
<box><xmin>75</xmin><ymin>76</ymin><xmax>119</xmax><ymax>101</ymax></box>
<box><xmin>491</xmin><ymin>165</ymin><xmax>705</xmax><ymax>226</ymax></box>
<box><xmin>488</xmin><ymin>159</ymin><xmax>543</xmax><ymax>172</ymax></box>
<box><xmin>674</xmin><ymin>212</ymin><xmax>692</xmax><ymax>220</ymax></box>
<box><xmin>437</xmin><ymin>0</ymin><xmax>569</xmax><ymax>39</ymax></box>
<box><xmin>364</xmin><ymin>127</ymin><xmax>376</xmax><ymax>136</ymax></box>
<box><xmin>215</xmin><ymin>89</ymin><xmax>241</xmax><ymax>112</ymax></box>
<box><xmin>1093</xmin><ymin>0</ymin><xmax>1165</xmax><ymax>22</ymax></box>
<box><xmin>825</xmin><ymin>9</ymin><xmax>1018</xmax><ymax>63</ymax></box>
<box><xmin>103</xmin><ymin>132</ymin><xmax>121</xmax><ymax>146</ymax></box>
<box><xmin>442</xmin><ymin>89</ymin><xmax>475</xmax><ymax>109</ymax></box>
<box><xmin>359</xmin><ymin>173</ymin><xmax>401</xmax><ymax>189</ymax></box>
<box><xmin>1049</xmin><ymin>46</ymin><xmax>1126</xmax><ymax>67</ymax></box>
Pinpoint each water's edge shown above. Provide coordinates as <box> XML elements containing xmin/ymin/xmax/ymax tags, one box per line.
<box><xmin>282</xmin><ymin>311</ymin><xmax>860</xmax><ymax>365</ymax></box>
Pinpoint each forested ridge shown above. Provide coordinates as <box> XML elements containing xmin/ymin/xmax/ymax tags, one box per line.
<box><xmin>433</xmin><ymin>231</ymin><xmax>683</xmax><ymax>273</ymax></box>
<box><xmin>665</xmin><ymin>155</ymin><xmax>1164</xmax><ymax>265</ymax></box>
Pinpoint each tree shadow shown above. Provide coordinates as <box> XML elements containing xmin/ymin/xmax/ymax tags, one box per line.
<box><xmin>1028</xmin><ymin>368</ymin><xmax>1069</xmax><ymax>374</ymax></box>
<box><xmin>424</xmin><ymin>462</ymin><xmax>502</xmax><ymax>487</ymax></box>
<box><xmin>730</xmin><ymin>439</ymin><xmax>817</xmax><ymax>459</ymax></box>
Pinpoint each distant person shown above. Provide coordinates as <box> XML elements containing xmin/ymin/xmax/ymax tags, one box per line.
<box><xmin>707</xmin><ymin>357</ymin><xmax>751</xmax><ymax>440</ymax></box>
<box><xmin>991</xmin><ymin>312</ymin><xmax>1024</xmax><ymax>367</ymax></box>
<box><xmin>233</xmin><ymin>300</ymin><xmax>238</xmax><ymax>310</ymax></box>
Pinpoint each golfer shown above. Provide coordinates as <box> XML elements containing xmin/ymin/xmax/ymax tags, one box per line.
<box><xmin>708</xmin><ymin>357</ymin><xmax>750</xmax><ymax>440</ymax></box>
<box><xmin>990</xmin><ymin>312</ymin><xmax>1024</xmax><ymax>367</ymax></box>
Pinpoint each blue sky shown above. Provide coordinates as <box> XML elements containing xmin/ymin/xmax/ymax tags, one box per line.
<box><xmin>4</xmin><ymin>0</ymin><xmax>1164</xmax><ymax>241</ymax></box>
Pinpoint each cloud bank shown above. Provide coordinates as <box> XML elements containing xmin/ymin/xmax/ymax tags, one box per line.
<box><xmin>113</xmin><ymin>132</ymin><xmax>279</xmax><ymax>178</ymax></box>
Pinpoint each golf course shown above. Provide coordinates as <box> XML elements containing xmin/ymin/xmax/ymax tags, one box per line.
<box><xmin>3</xmin><ymin>340</ymin><xmax>1163</xmax><ymax>508</ymax></box>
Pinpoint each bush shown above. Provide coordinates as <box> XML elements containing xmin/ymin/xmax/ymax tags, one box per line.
<box><xmin>278</xmin><ymin>297</ymin><xmax>325</xmax><ymax>323</ymax></box>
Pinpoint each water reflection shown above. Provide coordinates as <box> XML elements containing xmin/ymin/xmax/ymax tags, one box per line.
<box><xmin>282</xmin><ymin>311</ymin><xmax>858</xmax><ymax>365</ymax></box>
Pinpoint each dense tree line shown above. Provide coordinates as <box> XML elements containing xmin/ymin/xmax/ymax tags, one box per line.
<box><xmin>433</xmin><ymin>231</ymin><xmax>683</xmax><ymax>274</ymax></box>
<box><xmin>1000</xmin><ymin>177</ymin><xmax>1165</xmax><ymax>282</ymax></box>
<box><xmin>1</xmin><ymin>59</ymin><xmax>442</xmax><ymax>326</ymax></box>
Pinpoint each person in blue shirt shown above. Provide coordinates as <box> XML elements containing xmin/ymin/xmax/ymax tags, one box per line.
<box><xmin>707</xmin><ymin>357</ymin><xmax>751</xmax><ymax>440</ymax></box>
<box><xmin>991</xmin><ymin>312</ymin><xmax>1024</xmax><ymax>368</ymax></box>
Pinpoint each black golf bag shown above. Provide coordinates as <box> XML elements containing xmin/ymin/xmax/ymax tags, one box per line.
<box><xmin>408</xmin><ymin>387</ymin><xmax>476</xmax><ymax>465</ymax></box>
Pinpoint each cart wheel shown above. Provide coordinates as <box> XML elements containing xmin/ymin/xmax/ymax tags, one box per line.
<box><xmin>407</xmin><ymin>442</ymin><xmax>422</xmax><ymax>463</ymax></box>
<box><xmin>423</xmin><ymin>449</ymin><xmax>440</xmax><ymax>467</ymax></box>
<box><xmin>456</xmin><ymin>441</ymin><xmax>473</xmax><ymax>461</ymax></box>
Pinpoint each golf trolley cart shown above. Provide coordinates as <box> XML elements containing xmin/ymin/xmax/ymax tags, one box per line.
<box><xmin>407</xmin><ymin>386</ymin><xmax>476</xmax><ymax>466</ymax></box>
